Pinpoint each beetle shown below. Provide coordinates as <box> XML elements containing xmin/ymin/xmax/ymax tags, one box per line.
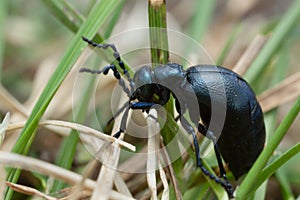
<box><xmin>79</xmin><ymin>36</ymin><xmax>266</xmax><ymax>198</ymax></box>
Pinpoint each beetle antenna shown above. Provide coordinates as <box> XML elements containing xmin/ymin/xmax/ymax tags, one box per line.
<box><xmin>112</xmin><ymin>103</ymin><xmax>130</xmax><ymax>138</ymax></box>
<box><xmin>80</xmin><ymin>64</ymin><xmax>131</xmax><ymax>98</ymax></box>
<box><xmin>81</xmin><ymin>36</ymin><xmax>135</xmax><ymax>94</ymax></box>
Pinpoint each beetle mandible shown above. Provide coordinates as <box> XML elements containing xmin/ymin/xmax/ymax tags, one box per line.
<box><xmin>79</xmin><ymin>36</ymin><xmax>266</xmax><ymax>198</ymax></box>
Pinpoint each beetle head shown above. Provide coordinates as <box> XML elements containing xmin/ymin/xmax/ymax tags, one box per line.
<box><xmin>133</xmin><ymin>65</ymin><xmax>170</xmax><ymax>105</ymax></box>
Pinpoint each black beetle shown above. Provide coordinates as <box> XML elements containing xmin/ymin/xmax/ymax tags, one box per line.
<box><xmin>80</xmin><ymin>37</ymin><xmax>265</xmax><ymax>198</ymax></box>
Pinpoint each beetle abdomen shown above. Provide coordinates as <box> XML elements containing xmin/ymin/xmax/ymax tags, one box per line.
<box><xmin>186</xmin><ymin>65</ymin><xmax>265</xmax><ymax>179</ymax></box>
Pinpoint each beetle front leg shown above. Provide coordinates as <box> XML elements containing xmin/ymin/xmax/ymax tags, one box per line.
<box><xmin>113</xmin><ymin>105</ymin><xmax>129</xmax><ymax>138</ymax></box>
<box><xmin>113</xmin><ymin>102</ymin><xmax>156</xmax><ymax>138</ymax></box>
<box><xmin>129</xmin><ymin>102</ymin><xmax>156</xmax><ymax>110</ymax></box>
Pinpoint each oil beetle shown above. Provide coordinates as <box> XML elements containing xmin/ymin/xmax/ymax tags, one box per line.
<box><xmin>80</xmin><ymin>36</ymin><xmax>265</xmax><ymax>198</ymax></box>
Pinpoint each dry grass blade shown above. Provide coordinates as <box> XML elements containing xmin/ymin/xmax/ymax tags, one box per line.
<box><xmin>114</xmin><ymin>172</ymin><xmax>133</xmax><ymax>198</ymax></box>
<box><xmin>258</xmin><ymin>71</ymin><xmax>300</xmax><ymax>112</ymax></box>
<box><xmin>5</xmin><ymin>120</ymin><xmax>135</xmax><ymax>151</ymax></box>
<box><xmin>146</xmin><ymin>110</ymin><xmax>160</xmax><ymax>200</ymax></box>
<box><xmin>69</xmin><ymin>150</ymin><xmax>132</xmax><ymax>199</ymax></box>
<box><xmin>91</xmin><ymin>142</ymin><xmax>121</xmax><ymax>200</ymax></box>
<box><xmin>158</xmin><ymin>157</ymin><xmax>169</xmax><ymax>200</ymax></box>
<box><xmin>0</xmin><ymin>151</ymin><xmax>96</xmax><ymax>188</ymax></box>
<box><xmin>160</xmin><ymin>141</ymin><xmax>182</xmax><ymax>200</ymax></box>
<box><xmin>118</xmin><ymin>146</ymin><xmax>147</xmax><ymax>179</ymax></box>
<box><xmin>68</xmin><ymin>158</ymin><xmax>99</xmax><ymax>200</ymax></box>
<box><xmin>54</xmin><ymin>187</ymin><xmax>92</xmax><ymax>200</ymax></box>
<box><xmin>0</xmin><ymin>85</ymin><xmax>28</xmax><ymax>118</ymax></box>
<box><xmin>0</xmin><ymin>151</ymin><xmax>134</xmax><ymax>200</ymax></box>
<box><xmin>41</xmin><ymin>120</ymin><xmax>135</xmax><ymax>151</ymax></box>
<box><xmin>233</xmin><ymin>34</ymin><xmax>268</xmax><ymax>75</ymax></box>
<box><xmin>6</xmin><ymin>182</ymin><xmax>57</xmax><ymax>200</ymax></box>
<box><xmin>0</xmin><ymin>112</ymin><xmax>10</xmax><ymax>145</ymax></box>
<box><xmin>91</xmin><ymin>92</ymin><xmax>130</xmax><ymax>200</ymax></box>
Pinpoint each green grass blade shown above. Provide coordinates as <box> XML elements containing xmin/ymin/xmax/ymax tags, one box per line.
<box><xmin>188</xmin><ymin>0</ymin><xmax>215</xmax><ymax>43</ymax></box>
<box><xmin>276</xmin><ymin>167</ymin><xmax>295</xmax><ymax>200</ymax></box>
<box><xmin>51</xmin><ymin>61</ymin><xmax>99</xmax><ymax>192</ymax></box>
<box><xmin>42</xmin><ymin>0</ymin><xmax>131</xmax><ymax>74</ymax></box>
<box><xmin>246</xmin><ymin>142</ymin><xmax>300</xmax><ymax>196</ymax></box>
<box><xmin>236</xmin><ymin>96</ymin><xmax>300</xmax><ymax>199</ymax></box>
<box><xmin>148</xmin><ymin>1</ymin><xmax>183</xmax><ymax>198</ymax></box>
<box><xmin>148</xmin><ymin>0</ymin><xmax>169</xmax><ymax>64</ymax></box>
<box><xmin>42</xmin><ymin>0</ymin><xmax>84</xmax><ymax>33</ymax></box>
<box><xmin>216</xmin><ymin>25</ymin><xmax>241</xmax><ymax>66</ymax></box>
<box><xmin>244</xmin><ymin>0</ymin><xmax>300</xmax><ymax>83</ymax></box>
<box><xmin>42</xmin><ymin>0</ymin><xmax>103</xmax><ymax>43</ymax></box>
<box><xmin>5</xmin><ymin>1</ymin><xmax>121</xmax><ymax>199</ymax></box>
<box><xmin>49</xmin><ymin>1</ymin><xmax>125</xmax><ymax>192</ymax></box>
<box><xmin>255</xmin><ymin>35</ymin><xmax>291</xmax><ymax>199</ymax></box>
<box><xmin>182</xmin><ymin>0</ymin><xmax>215</xmax><ymax>67</ymax></box>
<box><xmin>103</xmin><ymin>0</ymin><xmax>126</xmax><ymax>39</ymax></box>
<box><xmin>148</xmin><ymin>1</ymin><xmax>227</xmax><ymax>198</ymax></box>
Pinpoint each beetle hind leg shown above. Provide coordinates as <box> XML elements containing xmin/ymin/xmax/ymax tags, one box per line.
<box><xmin>198</xmin><ymin>123</ymin><xmax>234</xmax><ymax>197</ymax></box>
<box><xmin>180</xmin><ymin>116</ymin><xmax>234</xmax><ymax>198</ymax></box>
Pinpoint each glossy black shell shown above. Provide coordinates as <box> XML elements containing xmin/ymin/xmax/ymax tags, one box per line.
<box><xmin>184</xmin><ymin>65</ymin><xmax>265</xmax><ymax>178</ymax></box>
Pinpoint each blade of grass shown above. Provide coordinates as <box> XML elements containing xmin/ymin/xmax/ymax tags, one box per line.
<box><xmin>0</xmin><ymin>152</ymin><xmax>135</xmax><ymax>200</ymax></box>
<box><xmin>148</xmin><ymin>1</ymin><xmax>183</xmax><ymax>199</ymax></box>
<box><xmin>44</xmin><ymin>0</ymin><xmax>115</xmax><ymax>46</ymax></box>
<box><xmin>253</xmin><ymin>37</ymin><xmax>291</xmax><ymax>199</ymax></box>
<box><xmin>147</xmin><ymin>110</ymin><xmax>159</xmax><ymax>199</ymax></box>
<box><xmin>50</xmin><ymin>56</ymin><xmax>99</xmax><ymax>192</ymax></box>
<box><xmin>43</xmin><ymin>0</ymin><xmax>130</xmax><ymax>193</ymax></box>
<box><xmin>276</xmin><ymin>167</ymin><xmax>295</xmax><ymax>200</ymax></box>
<box><xmin>43</xmin><ymin>0</ymin><xmax>132</xmax><ymax>74</ymax></box>
<box><xmin>236</xmin><ymin>96</ymin><xmax>300</xmax><ymax>199</ymax></box>
<box><xmin>258</xmin><ymin>71</ymin><xmax>300</xmax><ymax>113</ymax></box>
<box><xmin>85</xmin><ymin>0</ymin><xmax>97</xmax><ymax>16</ymax></box>
<box><xmin>0</xmin><ymin>112</ymin><xmax>10</xmax><ymax>146</ymax></box>
<box><xmin>50</xmin><ymin>1</ymin><xmax>125</xmax><ymax>192</ymax></box>
<box><xmin>188</xmin><ymin>0</ymin><xmax>215</xmax><ymax>43</ymax></box>
<box><xmin>148</xmin><ymin>2</ymin><xmax>178</xmax><ymax>170</ymax></box>
<box><xmin>183</xmin><ymin>0</ymin><xmax>215</xmax><ymax>65</ymax></box>
<box><xmin>42</xmin><ymin>0</ymin><xmax>102</xmax><ymax>43</ymax></box>
<box><xmin>148</xmin><ymin>0</ymin><xmax>169</xmax><ymax>64</ymax></box>
<box><xmin>244</xmin><ymin>0</ymin><xmax>300</xmax><ymax>84</ymax></box>
<box><xmin>148</xmin><ymin>1</ymin><xmax>227</xmax><ymax>198</ymax></box>
<box><xmin>216</xmin><ymin>24</ymin><xmax>241</xmax><ymax>66</ymax></box>
<box><xmin>103</xmin><ymin>0</ymin><xmax>126</xmax><ymax>39</ymax></box>
<box><xmin>5</xmin><ymin>1</ymin><xmax>121</xmax><ymax>199</ymax></box>
<box><xmin>246</xmin><ymin>142</ymin><xmax>300</xmax><ymax>195</ymax></box>
<box><xmin>42</xmin><ymin>0</ymin><xmax>84</xmax><ymax>34</ymax></box>
<box><xmin>233</xmin><ymin>34</ymin><xmax>267</xmax><ymax>75</ymax></box>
